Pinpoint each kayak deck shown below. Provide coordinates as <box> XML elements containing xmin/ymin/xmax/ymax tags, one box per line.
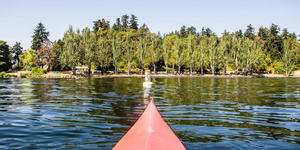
<box><xmin>113</xmin><ymin>98</ymin><xmax>186</xmax><ymax>150</ymax></box>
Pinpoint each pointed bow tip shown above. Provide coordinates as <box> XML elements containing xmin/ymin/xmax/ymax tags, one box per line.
<box><xmin>149</xmin><ymin>97</ymin><xmax>154</xmax><ymax>104</ymax></box>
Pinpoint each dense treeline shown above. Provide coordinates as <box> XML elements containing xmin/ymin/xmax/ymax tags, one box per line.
<box><xmin>1</xmin><ymin>14</ymin><xmax>300</xmax><ymax>76</ymax></box>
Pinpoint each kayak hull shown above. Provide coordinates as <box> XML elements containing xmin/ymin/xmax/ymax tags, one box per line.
<box><xmin>113</xmin><ymin>98</ymin><xmax>185</xmax><ymax>150</ymax></box>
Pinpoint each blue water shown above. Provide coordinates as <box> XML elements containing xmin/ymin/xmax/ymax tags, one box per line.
<box><xmin>0</xmin><ymin>78</ymin><xmax>299</xmax><ymax>149</ymax></box>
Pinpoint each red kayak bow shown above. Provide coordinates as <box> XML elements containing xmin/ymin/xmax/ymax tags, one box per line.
<box><xmin>113</xmin><ymin>98</ymin><xmax>186</xmax><ymax>150</ymax></box>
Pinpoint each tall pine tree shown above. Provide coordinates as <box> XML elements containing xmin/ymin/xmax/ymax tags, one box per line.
<box><xmin>31</xmin><ymin>22</ymin><xmax>49</xmax><ymax>51</ymax></box>
<box><xmin>11</xmin><ymin>42</ymin><xmax>23</xmax><ymax>69</ymax></box>
<box><xmin>129</xmin><ymin>14</ymin><xmax>138</xmax><ymax>30</ymax></box>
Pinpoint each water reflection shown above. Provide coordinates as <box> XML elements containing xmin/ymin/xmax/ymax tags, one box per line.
<box><xmin>0</xmin><ymin>78</ymin><xmax>299</xmax><ymax>149</ymax></box>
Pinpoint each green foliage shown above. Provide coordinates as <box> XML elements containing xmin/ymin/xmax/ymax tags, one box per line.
<box><xmin>163</xmin><ymin>35</ymin><xmax>176</xmax><ymax>72</ymax></box>
<box><xmin>244</xmin><ymin>24</ymin><xmax>255</xmax><ymax>40</ymax></box>
<box><xmin>121</xmin><ymin>15</ymin><xmax>129</xmax><ymax>31</ymax></box>
<box><xmin>11</xmin><ymin>42</ymin><xmax>23</xmax><ymax>69</ymax></box>
<box><xmin>81</xmin><ymin>27</ymin><xmax>97</xmax><ymax>74</ymax></box>
<box><xmin>207</xmin><ymin>36</ymin><xmax>220</xmax><ymax>74</ymax></box>
<box><xmin>31</xmin><ymin>67</ymin><xmax>47</xmax><ymax>75</ymax></box>
<box><xmin>60</xmin><ymin>26</ymin><xmax>82</xmax><ymax>74</ymax></box>
<box><xmin>112</xmin><ymin>36</ymin><xmax>122</xmax><ymax>74</ymax></box>
<box><xmin>6</xmin><ymin>16</ymin><xmax>297</xmax><ymax>76</ymax></box>
<box><xmin>93</xmin><ymin>18</ymin><xmax>110</xmax><ymax>33</ymax></box>
<box><xmin>258</xmin><ymin>27</ymin><xmax>269</xmax><ymax>40</ymax></box>
<box><xmin>174</xmin><ymin>36</ymin><xmax>184</xmax><ymax>73</ymax></box>
<box><xmin>281</xmin><ymin>38</ymin><xmax>297</xmax><ymax>76</ymax></box>
<box><xmin>20</xmin><ymin>67</ymin><xmax>47</xmax><ymax>78</ymax></box>
<box><xmin>0</xmin><ymin>40</ymin><xmax>12</xmax><ymax>71</ymax></box>
<box><xmin>187</xmin><ymin>33</ymin><xmax>197</xmax><ymax>73</ymax></box>
<box><xmin>129</xmin><ymin>14</ymin><xmax>138</xmax><ymax>30</ymax></box>
<box><xmin>19</xmin><ymin>49</ymin><xmax>38</xmax><ymax>71</ymax></box>
<box><xmin>31</xmin><ymin>22</ymin><xmax>49</xmax><ymax>51</ymax></box>
<box><xmin>0</xmin><ymin>72</ymin><xmax>15</xmax><ymax>78</ymax></box>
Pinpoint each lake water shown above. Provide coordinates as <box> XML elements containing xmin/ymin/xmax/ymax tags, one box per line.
<box><xmin>0</xmin><ymin>78</ymin><xmax>299</xmax><ymax>149</ymax></box>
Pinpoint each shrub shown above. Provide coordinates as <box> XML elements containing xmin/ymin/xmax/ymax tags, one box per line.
<box><xmin>31</xmin><ymin>67</ymin><xmax>47</xmax><ymax>75</ymax></box>
<box><xmin>20</xmin><ymin>67</ymin><xmax>47</xmax><ymax>78</ymax></box>
<box><xmin>0</xmin><ymin>72</ymin><xmax>16</xmax><ymax>78</ymax></box>
<box><xmin>0</xmin><ymin>72</ymin><xmax>10</xmax><ymax>78</ymax></box>
<box><xmin>274</xmin><ymin>62</ymin><xmax>285</xmax><ymax>74</ymax></box>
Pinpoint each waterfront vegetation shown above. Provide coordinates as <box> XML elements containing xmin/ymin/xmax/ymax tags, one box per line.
<box><xmin>1</xmin><ymin>14</ymin><xmax>300</xmax><ymax>77</ymax></box>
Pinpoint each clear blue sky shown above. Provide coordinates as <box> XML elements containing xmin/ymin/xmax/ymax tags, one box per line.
<box><xmin>1</xmin><ymin>0</ymin><xmax>299</xmax><ymax>49</ymax></box>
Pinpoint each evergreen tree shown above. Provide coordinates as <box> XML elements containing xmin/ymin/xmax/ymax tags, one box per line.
<box><xmin>202</xmin><ymin>27</ymin><xmax>215</xmax><ymax>37</ymax></box>
<box><xmin>93</xmin><ymin>19</ymin><xmax>101</xmax><ymax>33</ymax></box>
<box><xmin>139</xmin><ymin>24</ymin><xmax>149</xmax><ymax>35</ymax></box>
<box><xmin>269</xmin><ymin>24</ymin><xmax>280</xmax><ymax>37</ymax></box>
<box><xmin>112</xmin><ymin>18</ymin><xmax>121</xmax><ymax>31</ymax></box>
<box><xmin>31</xmin><ymin>22</ymin><xmax>49</xmax><ymax>51</ymax></box>
<box><xmin>129</xmin><ymin>14</ymin><xmax>138</xmax><ymax>30</ymax></box>
<box><xmin>222</xmin><ymin>30</ymin><xmax>230</xmax><ymax>36</ymax></box>
<box><xmin>235</xmin><ymin>30</ymin><xmax>243</xmax><ymax>38</ymax></box>
<box><xmin>121</xmin><ymin>15</ymin><xmax>129</xmax><ymax>30</ymax></box>
<box><xmin>244</xmin><ymin>24</ymin><xmax>255</xmax><ymax>40</ymax></box>
<box><xmin>187</xmin><ymin>26</ymin><xmax>197</xmax><ymax>35</ymax></box>
<box><xmin>93</xmin><ymin>19</ymin><xmax>110</xmax><ymax>33</ymax></box>
<box><xmin>281</xmin><ymin>28</ymin><xmax>289</xmax><ymax>40</ymax></box>
<box><xmin>11</xmin><ymin>42</ymin><xmax>23</xmax><ymax>69</ymax></box>
<box><xmin>179</xmin><ymin>25</ymin><xmax>187</xmax><ymax>38</ymax></box>
<box><xmin>257</xmin><ymin>27</ymin><xmax>269</xmax><ymax>40</ymax></box>
<box><xmin>0</xmin><ymin>40</ymin><xmax>12</xmax><ymax>71</ymax></box>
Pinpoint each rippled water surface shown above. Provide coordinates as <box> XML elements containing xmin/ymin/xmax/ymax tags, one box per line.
<box><xmin>0</xmin><ymin>78</ymin><xmax>300</xmax><ymax>149</ymax></box>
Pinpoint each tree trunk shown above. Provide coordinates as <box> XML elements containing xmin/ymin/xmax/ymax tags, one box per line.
<box><xmin>127</xmin><ymin>61</ymin><xmax>130</xmax><ymax>75</ymax></box>
<box><xmin>72</xmin><ymin>65</ymin><xmax>76</xmax><ymax>75</ymax></box>
<box><xmin>141</xmin><ymin>63</ymin><xmax>143</xmax><ymax>75</ymax></box>
<box><xmin>211</xmin><ymin>60</ymin><xmax>215</xmax><ymax>75</ymax></box>
<box><xmin>190</xmin><ymin>64</ymin><xmax>192</xmax><ymax>75</ymax></box>
<box><xmin>223</xmin><ymin>59</ymin><xmax>227</xmax><ymax>75</ymax></box>
<box><xmin>172</xmin><ymin>63</ymin><xmax>175</xmax><ymax>74</ymax></box>
<box><xmin>166</xmin><ymin>64</ymin><xmax>168</xmax><ymax>74</ymax></box>
<box><xmin>88</xmin><ymin>62</ymin><xmax>91</xmax><ymax>76</ymax></box>
<box><xmin>153</xmin><ymin>63</ymin><xmax>156</xmax><ymax>74</ymax></box>
<box><xmin>201</xmin><ymin>64</ymin><xmax>204</xmax><ymax>75</ymax></box>
<box><xmin>234</xmin><ymin>56</ymin><xmax>238</xmax><ymax>75</ymax></box>
<box><xmin>115</xmin><ymin>65</ymin><xmax>118</xmax><ymax>74</ymax></box>
<box><xmin>178</xmin><ymin>65</ymin><xmax>181</xmax><ymax>74</ymax></box>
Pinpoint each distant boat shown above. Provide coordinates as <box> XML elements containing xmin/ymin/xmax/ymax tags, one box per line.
<box><xmin>113</xmin><ymin>98</ymin><xmax>186</xmax><ymax>150</ymax></box>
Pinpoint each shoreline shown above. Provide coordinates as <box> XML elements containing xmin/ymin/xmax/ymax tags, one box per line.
<box><xmin>5</xmin><ymin>72</ymin><xmax>300</xmax><ymax>79</ymax></box>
